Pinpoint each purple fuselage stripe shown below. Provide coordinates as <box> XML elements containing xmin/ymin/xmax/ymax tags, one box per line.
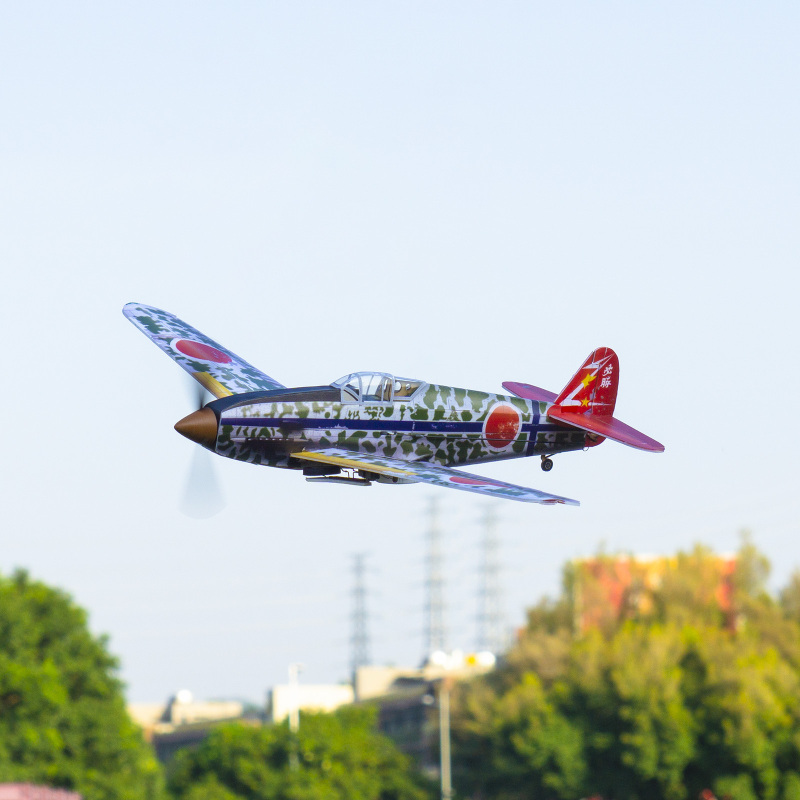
<box><xmin>219</xmin><ymin>416</ymin><xmax>568</xmax><ymax>436</ymax></box>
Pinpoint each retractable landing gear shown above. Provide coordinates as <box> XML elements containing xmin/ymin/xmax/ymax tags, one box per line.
<box><xmin>540</xmin><ymin>456</ymin><xmax>554</xmax><ymax>472</ymax></box>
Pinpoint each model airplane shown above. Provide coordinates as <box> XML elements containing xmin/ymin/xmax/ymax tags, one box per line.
<box><xmin>124</xmin><ymin>303</ymin><xmax>664</xmax><ymax>505</ymax></box>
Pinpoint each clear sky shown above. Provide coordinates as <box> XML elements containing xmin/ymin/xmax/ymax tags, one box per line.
<box><xmin>1</xmin><ymin>2</ymin><xmax>799</xmax><ymax>704</ymax></box>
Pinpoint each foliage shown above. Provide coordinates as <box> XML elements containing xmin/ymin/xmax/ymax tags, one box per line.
<box><xmin>168</xmin><ymin>705</ymin><xmax>433</xmax><ymax>800</ymax></box>
<box><xmin>452</xmin><ymin>542</ymin><xmax>800</xmax><ymax>800</ymax></box>
<box><xmin>0</xmin><ymin>569</ymin><xmax>165</xmax><ymax>799</ymax></box>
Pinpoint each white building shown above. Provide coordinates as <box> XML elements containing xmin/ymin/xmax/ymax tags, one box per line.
<box><xmin>267</xmin><ymin>684</ymin><xmax>354</xmax><ymax>723</ymax></box>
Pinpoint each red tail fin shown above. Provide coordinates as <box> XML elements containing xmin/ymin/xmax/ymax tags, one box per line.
<box><xmin>549</xmin><ymin>347</ymin><xmax>664</xmax><ymax>453</ymax></box>
<box><xmin>553</xmin><ymin>347</ymin><xmax>619</xmax><ymax>417</ymax></box>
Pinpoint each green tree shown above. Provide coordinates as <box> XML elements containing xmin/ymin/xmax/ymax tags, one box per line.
<box><xmin>779</xmin><ymin>570</ymin><xmax>800</xmax><ymax>622</ymax></box>
<box><xmin>168</xmin><ymin>706</ymin><xmax>432</xmax><ymax>800</ymax></box>
<box><xmin>0</xmin><ymin>569</ymin><xmax>164</xmax><ymax>800</ymax></box>
<box><xmin>452</xmin><ymin>542</ymin><xmax>800</xmax><ymax>800</ymax></box>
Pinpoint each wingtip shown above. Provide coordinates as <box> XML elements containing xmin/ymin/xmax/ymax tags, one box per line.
<box><xmin>540</xmin><ymin>496</ymin><xmax>580</xmax><ymax>507</ymax></box>
<box><xmin>122</xmin><ymin>302</ymin><xmax>147</xmax><ymax>319</ymax></box>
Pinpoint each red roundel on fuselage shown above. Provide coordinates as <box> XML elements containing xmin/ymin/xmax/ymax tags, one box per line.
<box><xmin>484</xmin><ymin>404</ymin><xmax>521</xmax><ymax>449</ymax></box>
<box><xmin>175</xmin><ymin>340</ymin><xmax>232</xmax><ymax>364</ymax></box>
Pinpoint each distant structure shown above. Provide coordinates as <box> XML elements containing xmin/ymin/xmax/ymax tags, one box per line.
<box><xmin>128</xmin><ymin>691</ymin><xmax>251</xmax><ymax>764</ymax></box>
<box><xmin>477</xmin><ymin>506</ymin><xmax>506</xmax><ymax>654</ymax></box>
<box><xmin>350</xmin><ymin>552</ymin><xmax>371</xmax><ymax>681</ymax></box>
<box><xmin>267</xmin><ymin>683</ymin><xmax>355</xmax><ymax>724</ymax></box>
<box><xmin>423</xmin><ymin>497</ymin><xmax>447</xmax><ymax>658</ymax></box>
<box><xmin>129</xmin><ymin>690</ymin><xmax>245</xmax><ymax>731</ymax></box>
<box><xmin>355</xmin><ymin>653</ymin><xmax>496</xmax><ymax>773</ymax></box>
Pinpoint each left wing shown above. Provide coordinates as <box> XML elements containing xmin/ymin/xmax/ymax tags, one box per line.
<box><xmin>124</xmin><ymin>303</ymin><xmax>284</xmax><ymax>398</ymax></box>
<box><xmin>294</xmin><ymin>449</ymin><xmax>579</xmax><ymax>506</ymax></box>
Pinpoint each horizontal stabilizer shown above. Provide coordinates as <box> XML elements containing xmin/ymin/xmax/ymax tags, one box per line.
<box><xmin>502</xmin><ymin>382</ymin><xmax>557</xmax><ymax>404</ymax></box>
<box><xmin>547</xmin><ymin>407</ymin><xmax>664</xmax><ymax>453</ymax></box>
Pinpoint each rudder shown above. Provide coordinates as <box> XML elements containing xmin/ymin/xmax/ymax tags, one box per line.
<box><xmin>547</xmin><ymin>347</ymin><xmax>663</xmax><ymax>452</ymax></box>
<box><xmin>553</xmin><ymin>347</ymin><xmax>619</xmax><ymax>417</ymax></box>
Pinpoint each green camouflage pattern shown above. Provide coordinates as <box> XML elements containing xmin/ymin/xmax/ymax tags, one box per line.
<box><xmin>215</xmin><ymin>387</ymin><xmax>586</xmax><ymax>470</ymax></box>
<box><xmin>124</xmin><ymin>304</ymin><xmax>593</xmax><ymax>505</ymax></box>
<box><xmin>124</xmin><ymin>303</ymin><xmax>283</xmax><ymax>395</ymax></box>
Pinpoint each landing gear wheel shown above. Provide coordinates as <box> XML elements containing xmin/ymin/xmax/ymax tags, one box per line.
<box><xmin>541</xmin><ymin>456</ymin><xmax>554</xmax><ymax>472</ymax></box>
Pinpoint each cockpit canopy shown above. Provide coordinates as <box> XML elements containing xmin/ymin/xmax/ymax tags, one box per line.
<box><xmin>332</xmin><ymin>372</ymin><xmax>424</xmax><ymax>403</ymax></box>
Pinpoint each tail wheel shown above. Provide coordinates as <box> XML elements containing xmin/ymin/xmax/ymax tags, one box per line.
<box><xmin>541</xmin><ymin>456</ymin><xmax>554</xmax><ymax>472</ymax></box>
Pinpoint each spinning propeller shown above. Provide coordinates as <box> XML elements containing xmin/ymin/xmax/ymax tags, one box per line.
<box><xmin>178</xmin><ymin>381</ymin><xmax>224</xmax><ymax>519</ymax></box>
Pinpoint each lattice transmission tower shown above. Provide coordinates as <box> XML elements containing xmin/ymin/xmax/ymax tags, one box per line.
<box><xmin>477</xmin><ymin>506</ymin><xmax>506</xmax><ymax>654</ymax></box>
<box><xmin>350</xmin><ymin>552</ymin><xmax>371</xmax><ymax>680</ymax></box>
<box><xmin>424</xmin><ymin>497</ymin><xmax>447</xmax><ymax>659</ymax></box>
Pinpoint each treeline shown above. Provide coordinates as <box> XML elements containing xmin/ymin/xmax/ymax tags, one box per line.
<box><xmin>0</xmin><ymin>570</ymin><xmax>164</xmax><ymax>799</ymax></box>
<box><xmin>6</xmin><ymin>544</ymin><xmax>800</xmax><ymax>800</ymax></box>
<box><xmin>167</xmin><ymin>707</ymin><xmax>432</xmax><ymax>800</ymax></box>
<box><xmin>451</xmin><ymin>542</ymin><xmax>800</xmax><ymax>800</ymax></box>
<box><xmin>0</xmin><ymin>569</ymin><xmax>430</xmax><ymax>800</ymax></box>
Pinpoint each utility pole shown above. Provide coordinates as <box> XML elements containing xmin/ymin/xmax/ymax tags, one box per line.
<box><xmin>439</xmin><ymin>677</ymin><xmax>453</xmax><ymax>800</ymax></box>
<box><xmin>477</xmin><ymin>505</ymin><xmax>505</xmax><ymax>654</ymax></box>
<box><xmin>288</xmin><ymin>662</ymin><xmax>303</xmax><ymax>733</ymax></box>
<box><xmin>424</xmin><ymin>497</ymin><xmax>447</xmax><ymax>658</ymax></box>
<box><xmin>288</xmin><ymin>661</ymin><xmax>303</xmax><ymax>770</ymax></box>
<box><xmin>350</xmin><ymin>552</ymin><xmax>371</xmax><ymax>694</ymax></box>
<box><xmin>423</xmin><ymin>674</ymin><xmax>454</xmax><ymax>800</ymax></box>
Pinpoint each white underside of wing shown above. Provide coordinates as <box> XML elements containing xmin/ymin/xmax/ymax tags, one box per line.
<box><xmin>294</xmin><ymin>449</ymin><xmax>579</xmax><ymax>506</ymax></box>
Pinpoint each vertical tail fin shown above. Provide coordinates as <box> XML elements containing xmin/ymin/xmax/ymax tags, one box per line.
<box><xmin>548</xmin><ymin>347</ymin><xmax>664</xmax><ymax>452</ymax></box>
<box><xmin>553</xmin><ymin>347</ymin><xmax>619</xmax><ymax>418</ymax></box>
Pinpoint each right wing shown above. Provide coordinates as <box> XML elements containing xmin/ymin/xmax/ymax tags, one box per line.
<box><xmin>123</xmin><ymin>303</ymin><xmax>285</xmax><ymax>398</ymax></box>
<box><xmin>293</xmin><ymin>448</ymin><xmax>579</xmax><ymax>506</ymax></box>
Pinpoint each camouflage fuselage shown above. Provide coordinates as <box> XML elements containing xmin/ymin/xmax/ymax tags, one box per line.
<box><xmin>206</xmin><ymin>383</ymin><xmax>588</xmax><ymax>470</ymax></box>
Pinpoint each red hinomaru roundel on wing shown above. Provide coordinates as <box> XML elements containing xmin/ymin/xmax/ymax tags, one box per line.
<box><xmin>174</xmin><ymin>339</ymin><xmax>232</xmax><ymax>364</ymax></box>
<box><xmin>484</xmin><ymin>404</ymin><xmax>521</xmax><ymax>449</ymax></box>
<box><xmin>449</xmin><ymin>476</ymin><xmax>491</xmax><ymax>486</ymax></box>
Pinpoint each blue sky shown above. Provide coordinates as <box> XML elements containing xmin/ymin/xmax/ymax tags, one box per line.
<box><xmin>1</xmin><ymin>2</ymin><xmax>799</xmax><ymax>703</ymax></box>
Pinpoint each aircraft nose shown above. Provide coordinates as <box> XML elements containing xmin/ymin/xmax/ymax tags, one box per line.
<box><xmin>174</xmin><ymin>408</ymin><xmax>218</xmax><ymax>450</ymax></box>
